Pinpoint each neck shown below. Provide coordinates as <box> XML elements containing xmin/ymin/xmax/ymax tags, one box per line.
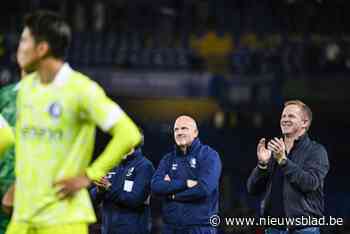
<box><xmin>179</xmin><ymin>146</ymin><xmax>187</xmax><ymax>155</ymax></box>
<box><xmin>37</xmin><ymin>58</ymin><xmax>64</xmax><ymax>84</ymax></box>
<box><xmin>283</xmin><ymin>130</ymin><xmax>306</xmax><ymax>153</ymax></box>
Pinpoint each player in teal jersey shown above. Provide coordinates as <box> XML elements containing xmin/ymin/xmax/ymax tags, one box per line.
<box><xmin>5</xmin><ymin>10</ymin><xmax>141</xmax><ymax>234</ymax></box>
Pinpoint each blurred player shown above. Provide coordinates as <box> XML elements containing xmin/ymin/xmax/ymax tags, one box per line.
<box><xmin>0</xmin><ymin>68</ymin><xmax>29</xmax><ymax>233</ymax></box>
<box><xmin>5</xmin><ymin>10</ymin><xmax>141</xmax><ymax>234</ymax></box>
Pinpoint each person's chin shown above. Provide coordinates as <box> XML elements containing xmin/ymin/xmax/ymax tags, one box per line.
<box><xmin>281</xmin><ymin>128</ymin><xmax>289</xmax><ymax>135</ymax></box>
<box><xmin>281</xmin><ymin>126</ymin><xmax>291</xmax><ymax>133</ymax></box>
<box><xmin>176</xmin><ymin>142</ymin><xmax>187</xmax><ymax>148</ymax></box>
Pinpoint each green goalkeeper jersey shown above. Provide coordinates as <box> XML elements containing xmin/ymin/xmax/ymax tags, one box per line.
<box><xmin>0</xmin><ymin>83</ymin><xmax>17</xmax><ymax>234</ymax></box>
<box><xmin>13</xmin><ymin>63</ymin><xmax>126</xmax><ymax>226</ymax></box>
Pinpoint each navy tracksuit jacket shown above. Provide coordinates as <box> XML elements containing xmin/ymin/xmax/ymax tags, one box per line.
<box><xmin>90</xmin><ymin>148</ymin><xmax>155</xmax><ymax>234</ymax></box>
<box><xmin>151</xmin><ymin>138</ymin><xmax>222</xmax><ymax>233</ymax></box>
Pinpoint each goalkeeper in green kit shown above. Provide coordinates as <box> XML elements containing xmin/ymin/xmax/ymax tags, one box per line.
<box><xmin>0</xmin><ymin>73</ymin><xmax>21</xmax><ymax>234</ymax></box>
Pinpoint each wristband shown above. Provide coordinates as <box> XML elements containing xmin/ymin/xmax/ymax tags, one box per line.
<box><xmin>258</xmin><ymin>161</ymin><xmax>268</xmax><ymax>169</ymax></box>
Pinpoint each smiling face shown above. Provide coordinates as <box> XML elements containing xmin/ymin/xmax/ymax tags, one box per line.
<box><xmin>280</xmin><ymin>104</ymin><xmax>308</xmax><ymax>137</ymax></box>
<box><xmin>174</xmin><ymin>116</ymin><xmax>198</xmax><ymax>149</ymax></box>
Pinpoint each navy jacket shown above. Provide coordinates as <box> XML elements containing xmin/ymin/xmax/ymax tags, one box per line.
<box><xmin>151</xmin><ymin>138</ymin><xmax>222</xmax><ymax>226</ymax></box>
<box><xmin>90</xmin><ymin>149</ymin><xmax>155</xmax><ymax>234</ymax></box>
<box><xmin>247</xmin><ymin>134</ymin><xmax>329</xmax><ymax>219</ymax></box>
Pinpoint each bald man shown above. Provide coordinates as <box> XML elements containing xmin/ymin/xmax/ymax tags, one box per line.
<box><xmin>151</xmin><ymin>115</ymin><xmax>222</xmax><ymax>234</ymax></box>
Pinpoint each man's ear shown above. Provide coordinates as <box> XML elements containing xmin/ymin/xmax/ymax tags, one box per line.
<box><xmin>194</xmin><ymin>129</ymin><xmax>199</xmax><ymax>138</ymax></box>
<box><xmin>302</xmin><ymin>118</ymin><xmax>309</xmax><ymax>129</ymax></box>
<box><xmin>36</xmin><ymin>41</ymin><xmax>50</xmax><ymax>58</ymax></box>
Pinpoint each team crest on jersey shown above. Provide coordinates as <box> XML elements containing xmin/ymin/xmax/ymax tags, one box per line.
<box><xmin>48</xmin><ymin>102</ymin><xmax>62</xmax><ymax>118</ymax></box>
<box><xmin>126</xmin><ymin>167</ymin><xmax>135</xmax><ymax>177</ymax></box>
<box><xmin>190</xmin><ymin>158</ymin><xmax>197</xmax><ymax>168</ymax></box>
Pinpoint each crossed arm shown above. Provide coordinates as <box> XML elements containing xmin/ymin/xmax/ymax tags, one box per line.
<box><xmin>151</xmin><ymin>152</ymin><xmax>222</xmax><ymax>202</ymax></box>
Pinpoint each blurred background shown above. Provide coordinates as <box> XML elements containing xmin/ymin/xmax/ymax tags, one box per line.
<box><xmin>1</xmin><ymin>0</ymin><xmax>350</xmax><ymax>233</ymax></box>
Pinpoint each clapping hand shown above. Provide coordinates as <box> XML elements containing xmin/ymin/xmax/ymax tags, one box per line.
<box><xmin>257</xmin><ymin>138</ymin><xmax>272</xmax><ymax>164</ymax></box>
<box><xmin>267</xmin><ymin>137</ymin><xmax>286</xmax><ymax>164</ymax></box>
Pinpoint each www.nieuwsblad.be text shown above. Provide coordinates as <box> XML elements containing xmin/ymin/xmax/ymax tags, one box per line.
<box><xmin>209</xmin><ymin>215</ymin><xmax>344</xmax><ymax>227</ymax></box>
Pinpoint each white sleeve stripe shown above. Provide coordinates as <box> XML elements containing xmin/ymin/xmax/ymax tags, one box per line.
<box><xmin>100</xmin><ymin>106</ymin><xmax>125</xmax><ymax>132</ymax></box>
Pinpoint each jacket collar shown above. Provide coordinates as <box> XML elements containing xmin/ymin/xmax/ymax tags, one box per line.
<box><xmin>122</xmin><ymin>148</ymin><xmax>142</xmax><ymax>164</ymax></box>
<box><xmin>293</xmin><ymin>133</ymin><xmax>309</xmax><ymax>148</ymax></box>
<box><xmin>288</xmin><ymin>133</ymin><xmax>310</xmax><ymax>155</ymax></box>
<box><xmin>175</xmin><ymin>138</ymin><xmax>201</xmax><ymax>156</ymax></box>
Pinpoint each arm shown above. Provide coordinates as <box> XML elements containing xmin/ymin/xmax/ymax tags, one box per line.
<box><xmin>55</xmin><ymin>115</ymin><xmax>141</xmax><ymax>199</ymax></box>
<box><xmin>54</xmin><ymin>80</ymin><xmax>141</xmax><ymax>199</ymax></box>
<box><xmin>281</xmin><ymin>145</ymin><xmax>329</xmax><ymax>193</ymax></box>
<box><xmin>151</xmin><ymin>157</ymin><xmax>187</xmax><ymax>196</ymax></box>
<box><xmin>173</xmin><ymin>150</ymin><xmax>222</xmax><ymax>202</ymax></box>
<box><xmin>86</xmin><ymin>115</ymin><xmax>141</xmax><ymax>181</ymax></box>
<box><xmin>247</xmin><ymin>138</ymin><xmax>272</xmax><ymax>196</ymax></box>
<box><xmin>107</xmin><ymin>162</ymin><xmax>155</xmax><ymax>208</ymax></box>
<box><xmin>82</xmin><ymin>80</ymin><xmax>141</xmax><ymax>181</ymax></box>
<box><xmin>246</xmin><ymin>165</ymin><xmax>271</xmax><ymax>196</ymax></box>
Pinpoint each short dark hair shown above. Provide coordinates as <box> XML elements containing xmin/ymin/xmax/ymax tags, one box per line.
<box><xmin>284</xmin><ymin>100</ymin><xmax>313</xmax><ymax>131</ymax></box>
<box><xmin>24</xmin><ymin>10</ymin><xmax>71</xmax><ymax>59</ymax></box>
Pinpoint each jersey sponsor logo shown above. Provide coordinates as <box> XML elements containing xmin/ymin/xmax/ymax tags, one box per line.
<box><xmin>48</xmin><ymin>102</ymin><xmax>62</xmax><ymax>118</ymax></box>
<box><xmin>21</xmin><ymin>126</ymin><xmax>63</xmax><ymax>140</ymax></box>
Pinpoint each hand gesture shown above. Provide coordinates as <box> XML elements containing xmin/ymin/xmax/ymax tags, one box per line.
<box><xmin>164</xmin><ymin>174</ymin><xmax>171</xmax><ymax>181</ymax></box>
<box><xmin>267</xmin><ymin>137</ymin><xmax>286</xmax><ymax>163</ymax></box>
<box><xmin>2</xmin><ymin>184</ymin><xmax>15</xmax><ymax>215</ymax></box>
<box><xmin>186</xmin><ymin>180</ymin><xmax>198</xmax><ymax>188</ymax></box>
<box><xmin>94</xmin><ymin>176</ymin><xmax>112</xmax><ymax>191</ymax></box>
<box><xmin>257</xmin><ymin>138</ymin><xmax>271</xmax><ymax>164</ymax></box>
<box><xmin>54</xmin><ymin>174</ymin><xmax>91</xmax><ymax>200</ymax></box>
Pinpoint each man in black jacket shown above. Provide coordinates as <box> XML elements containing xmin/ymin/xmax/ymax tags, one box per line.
<box><xmin>247</xmin><ymin>100</ymin><xmax>329</xmax><ymax>234</ymax></box>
